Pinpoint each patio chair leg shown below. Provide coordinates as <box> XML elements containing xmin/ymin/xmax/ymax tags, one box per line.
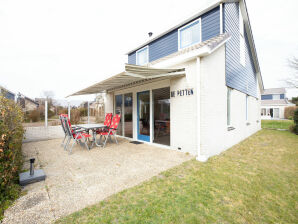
<box><xmin>64</xmin><ymin>137</ymin><xmax>71</xmax><ymax>151</ymax></box>
<box><xmin>69</xmin><ymin>135</ymin><xmax>79</xmax><ymax>154</ymax></box>
<box><xmin>84</xmin><ymin>139</ymin><xmax>90</xmax><ymax>150</ymax></box>
<box><xmin>61</xmin><ymin>135</ymin><xmax>67</xmax><ymax>147</ymax></box>
<box><xmin>114</xmin><ymin>134</ymin><xmax>118</xmax><ymax>144</ymax></box>
<box><xmin>102</xmin><ymin>135</ymin><xmax>109</xmax><ymax>148</ymax></box>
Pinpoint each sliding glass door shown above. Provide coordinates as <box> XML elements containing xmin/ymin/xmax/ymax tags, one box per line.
<box><xmin>124</xmin><ymin>93</ymin><xmax>133</xmax><ymax>138</ymax></box>
<box><xmin>153</xmin><ymin>87</ymin><xmax>170</xmax><ymax>146</ymax></box>
<box><xmin>137</xmin><ymin>91</ymin><xmax>150</xmax><ymax>142</ymax></box>
<box><xmin>115</xmin><ymin>95</ymin><xmax>123</xmax><ymax>136</ymax></box>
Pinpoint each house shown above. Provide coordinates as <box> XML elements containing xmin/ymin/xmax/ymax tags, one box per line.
<box><xmin>261</xmin><ymin>88</ymin><xmax>295</xmax><ymax>119</ymax></box>
<box><xmin>0</xmin><ymin>85</ymin><xmax>15</xmax><ymax>101</ymax></box>
<box><xmin>69</xmin><ymin>0</ymin><xmax>263</xmax><ymax>161</ymax></box>
<box><xmin>17</xmin><ymin>94</ymin><xmax>39</xmax><ymax>112</ymax></box>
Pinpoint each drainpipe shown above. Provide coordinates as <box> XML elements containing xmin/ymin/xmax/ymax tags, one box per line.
<box><xmin>195</xmin><ymin>57</ymin><xmax>207</xmax><ymax>162</ymax></box>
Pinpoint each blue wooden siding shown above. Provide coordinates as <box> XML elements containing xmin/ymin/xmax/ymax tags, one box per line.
<box><xmin>261</xmin><ymin>94</ymin><xmax>285</xmax><ymax>100</ymax></box>
<box><xmin>1</xmin><ymin>89</ymin><xmax>15</xmax><ymax>100</ymax></box>
<box><xmin>224</xmin><ymin>2</ymin><xmax>257</xmax><ymax>98</ymax></box>
<box><xmin>128</xmin><ymin>52</ymin><xmax>136</xmax><ymax>65</ymax></box>
<box><xmin>128</xmin><ymin>6</ymin><xmax>220</xmax><ymax>64</ymax></box>
<box><xmin>261</xmin><ymin>95</ymin><xmax>273</xmax><ymax>100</ymax></box>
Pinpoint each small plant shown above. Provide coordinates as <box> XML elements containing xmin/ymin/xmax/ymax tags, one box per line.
<box><xmin>70</xmin><ymin>109</ymin><xmax>81</xmax><ymax>124</ymax></box>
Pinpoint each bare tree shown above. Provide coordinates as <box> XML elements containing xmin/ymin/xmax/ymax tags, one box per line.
<box><xmin>286</xmin><ymin>57</ymin><xmax>298</xmax><ymax>88</ymax></box>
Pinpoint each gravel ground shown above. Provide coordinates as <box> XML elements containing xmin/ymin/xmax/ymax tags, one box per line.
<box><xmin>3</xmin><ymin>138</ymin><xmax>193</xmax><ymax>224</ymax></box>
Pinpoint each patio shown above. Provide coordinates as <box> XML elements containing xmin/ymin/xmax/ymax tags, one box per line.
<box><xmin>3</xmin><ymin>137</ymin><xmax>192</xmax><ymax>224</ymax></box>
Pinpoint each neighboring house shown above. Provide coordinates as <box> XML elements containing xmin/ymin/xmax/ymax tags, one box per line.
<box><xmin>261</xmin><ymin>88</ymin><xmax>295</xmax><ymax>119</ymax></box>
<box><xmin>0</xmin><ymin>86</ymin><xmax>15</xmax><ymax>101</ymax></box>
<box><xmin>17</xmin><ymin>94</ymin><xmax>39</xmax><ymax>112</ymax></box>
<box><xmin>69</xmin><ymin>0</ymin><xmax>263</xmax><ymax>161</ymax></box>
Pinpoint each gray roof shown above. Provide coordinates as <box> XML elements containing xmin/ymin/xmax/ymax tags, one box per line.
<box><xmin>261</xmin><ymin>99</ymin><xmax>295</xmax><ymax>106</ymax></box>
<box><xmin>262</xmin><ymin>88</ymin><xmax>286</xmax><ymax>95</ymax></box>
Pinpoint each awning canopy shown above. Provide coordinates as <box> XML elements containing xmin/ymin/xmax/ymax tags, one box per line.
<box><xmin>67</xmin><ymin>64</ymin><xmax>185</xmax><ymax>97</ymax></box>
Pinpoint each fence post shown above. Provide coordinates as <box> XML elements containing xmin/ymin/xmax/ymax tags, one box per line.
<box><xmin>68</xmin><ymin>103</ymin><xmax>70</xmax><ymax>119</ymax></box>
<box><xmin>45</xmin><ymin>100</ymin><xmax>48</xmax><ymax>128</ymax></box>
<box><xmin>87</xmin><ymin>101</ymin><xmax>90</xmax><ymax>124</ymax></box>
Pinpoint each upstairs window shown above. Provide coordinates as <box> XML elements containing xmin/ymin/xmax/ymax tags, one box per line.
<box><xmin>178</xmin><ymin>18</ymin><xmax>201</xmax><ymax>50</ymax></box>
<box><xmin>239</xmin><ymin>6</ymin><xmax>245</xmax><ymax>66</ymax></box>
<box><xmin>272</xmin><ymin>94</ymin><xmax>280</xmax><ymax>100</ymax></box>
<box><xmin>136</xmin><ymin>46</ymin><xmax>149</xmax><ymax>65</ymax></box>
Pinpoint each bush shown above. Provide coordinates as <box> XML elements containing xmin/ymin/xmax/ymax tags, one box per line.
<box><xmin>0</xmin><ymin>96</ymin><xmax>24</xmax><ymax>220</ymax></box>
<box><xmin>28</xmin><ymin>109</ymin><xmax>40</xmax><ymax>122</ymax></box>
<box><xmin>70</xmin><ymin>109</ymin><xmax>81</xmax><ymax>124</ymax></box>
<box><xmin>291</xmin><ymin>108</ymin><xmax>298</xmax><ymax>135</ymax></box>
<box><xmin>284</xmin><ymin>106</ymin><xmax>297</xmax><ymax>119</ymax></box>
<box><xmin>79</xmin><ymin>107</ymin><xmax>88</xmax><ymax>117</ymax></box>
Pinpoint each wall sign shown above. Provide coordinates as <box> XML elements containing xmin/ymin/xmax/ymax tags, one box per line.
<box><xmin>171</xmin><ymin>88</ymin><xmax>194</xmax><ymax>97</ymax></box>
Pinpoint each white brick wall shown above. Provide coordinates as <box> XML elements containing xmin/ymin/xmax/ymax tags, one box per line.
<box><xmin>199</xmin><ymin>45</ymin><xmax>261</xmax><ymax>160</ymax></box>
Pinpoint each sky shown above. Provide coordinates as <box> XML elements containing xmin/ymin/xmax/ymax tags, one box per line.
<box><xmin>0</xmin><ymin>0</ymin><xmax>298</xmax><ymax>105</ymax></box>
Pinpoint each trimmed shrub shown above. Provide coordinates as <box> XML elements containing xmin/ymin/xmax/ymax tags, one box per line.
<box><xmin>291</xmin><ymin>108</ymin><xmax>298</xmax><ymax>135</ymax></box>
<box><xmin>0</xmin><ymin>96</ymin><xmax>24</xmax><ymax>220</ymax></box>
<box><xmin>28</xmin><ymin>109</ymin><xmax>40</xmax><ymax>122</ymax></box>
<box><xmin>284</xmin><ymin>106</ymin><xmax>297</xmax><ymax>120</ymax></box>
<box><xmin>70</xmin><ymin>109</ymin><xmax>81</xmax><ymax>124</ymax></box>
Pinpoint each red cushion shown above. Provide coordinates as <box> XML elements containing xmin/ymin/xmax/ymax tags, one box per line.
<box><xmin>73</xmin><ymin>132</ymin><xmax>91</xmax><ymax>139</ymax></box>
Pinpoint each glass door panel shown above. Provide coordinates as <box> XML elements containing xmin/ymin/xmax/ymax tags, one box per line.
<box><xmin>153</xmin><ymin>87</ymin><xmax>170</xmax><ymax>146</ymax></box>
<box><xmin>124</xmin><ymin>93</ymin><xmax>133</xmax><ymax>138</ymax></box>
<box><xmin>115</xmin><ymin>94</ymin><xmax>123</xmax><ymax>136</ymax></box>
<box><xmin>137</xmin><ymin>91</ymin><xmax>150</xmax><ymax>142</ymax></box>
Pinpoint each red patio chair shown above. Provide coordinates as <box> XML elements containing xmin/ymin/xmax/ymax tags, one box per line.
<box><xmin>63</xmin><ymin>116</ymin><xmax>92</xmax><ymax>154</ymax></box>
<box><xmin>96</xmin><ymin>113</ymin><xmax>113</xmax><ymax>134</ymax></box>
<box><xmin>97</xmin><ymin>114</ymin><xmax>120</xmax><ymax>148</ymax></box>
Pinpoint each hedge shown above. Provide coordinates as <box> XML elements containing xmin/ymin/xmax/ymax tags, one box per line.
<box><xmin>0</xmin><ymin>96</ymin><xmax>24</xmax><ymax>220</ymax></box>
<box><xmin>291</xmin><ymin>108</ymin><xmax>298</xmax><ymax>135</ymax></box>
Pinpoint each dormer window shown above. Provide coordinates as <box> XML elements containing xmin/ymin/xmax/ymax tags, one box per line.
<box><xmin>272</xmin><ymin>94</ymin><xmax>280</xmax><ymax>100</ymax></box>
<box><xmin>178</xmin><ymin>18</ymin><xmax>201</xmax><ymax>50</ymax></box>
<box><xmin>136</xmin><ymin>46</ymin><xmax>149</xmax><ymax>65</ymax></box>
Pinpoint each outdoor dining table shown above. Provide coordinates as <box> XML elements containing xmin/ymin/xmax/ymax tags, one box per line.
<box><xmin>76</xmin><ymin>123</ymin><xmax>106</xmax><ymax>148</ymax></box>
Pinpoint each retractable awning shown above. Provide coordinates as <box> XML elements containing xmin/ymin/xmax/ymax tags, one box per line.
<box><xmin>67</xmin><ymin>64</ymin><xmax>185</xmax><ymax>97</ymax></box>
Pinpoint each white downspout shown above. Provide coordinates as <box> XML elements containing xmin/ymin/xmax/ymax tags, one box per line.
<box><xmin>195</xmin><ymin>57</ymin><xmax>207</xmax><ymax>162</ymax></box>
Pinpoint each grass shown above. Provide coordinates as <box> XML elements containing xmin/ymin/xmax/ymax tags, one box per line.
<box><xmin>56</xmin><ymin>130</ymin><xmax>298</xmax><ymax>224</ymax></box>
<box><xmin>261</xmin><ymin>119</ymin><xmax>294</xmax><ymax>130</ymax></box>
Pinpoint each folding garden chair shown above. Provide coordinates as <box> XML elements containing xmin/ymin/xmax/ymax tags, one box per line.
<box><xmin>63</xmin><ymin>116</ymin><xmax>92</xmax><ymax>154</ymax></box>
<box><xmin>96</xmin><ymin>113</ymin><xmax>113</xmax><ymax>134</ymax></box>
<box><xmin>96</xmin><ymin>114</ymin><xmax>120</xmax><ymax>148</ymax></box>
<box><xmin>59</xmin><ymin>114</ymin><xmax>82</xmax><ymax>149</ymax></box>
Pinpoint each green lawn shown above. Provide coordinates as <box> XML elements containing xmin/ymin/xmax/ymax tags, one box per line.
<box><xmin>261</xmin><ymin>119</ymin><xmax>294</xmax><ymax>130</ymax></box>
<box><xmin>57</xmin><ymin>130</ymin><xmax>298</xmax><ymax>224</ymax></box>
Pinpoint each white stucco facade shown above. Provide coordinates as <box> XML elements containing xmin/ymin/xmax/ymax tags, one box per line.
<box><xmin>104</xmin><ymin>45</ymin><xmax>261</xmax><ymax>161</ymax></box>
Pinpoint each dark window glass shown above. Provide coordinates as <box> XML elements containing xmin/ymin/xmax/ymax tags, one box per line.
<box><xmin>153</xmin><ymin>87</ymin><xmax>170</xmax><ymax>146</ymax></box>
<box><xmin>124</xmin><ymin>93</ymin><xmax>133</xmax><ymax>138</ymax></box>
<box><xmin>115</xmin><ymin>94</ymin><xmax>123</xmax><ymax>136</ymax></box>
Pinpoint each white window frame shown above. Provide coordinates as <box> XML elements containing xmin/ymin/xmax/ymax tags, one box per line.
<box><xmin>272</xmin><ymin>94</ymin><xmax>280</xmax><ymax>100</ymax></box>
<box><xmin>178</xmin><ymin>18</ymin><xmax>202</xmax><ymax>50</ymax></box>
<box><xmin>239</xmin><ymin>6</ymin><xmax>245</xmax><ymax>66</ymax></box>
<box><xmin>136</xmin><ymin>45</ymin><xmax>149</xmax><ymax>66</ymax></box>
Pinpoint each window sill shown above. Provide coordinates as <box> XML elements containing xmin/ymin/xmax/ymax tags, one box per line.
<box><xmin>227</xmin><ymin>126</ymin><xmax>235</xmax><ymax>131</ymax></box>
